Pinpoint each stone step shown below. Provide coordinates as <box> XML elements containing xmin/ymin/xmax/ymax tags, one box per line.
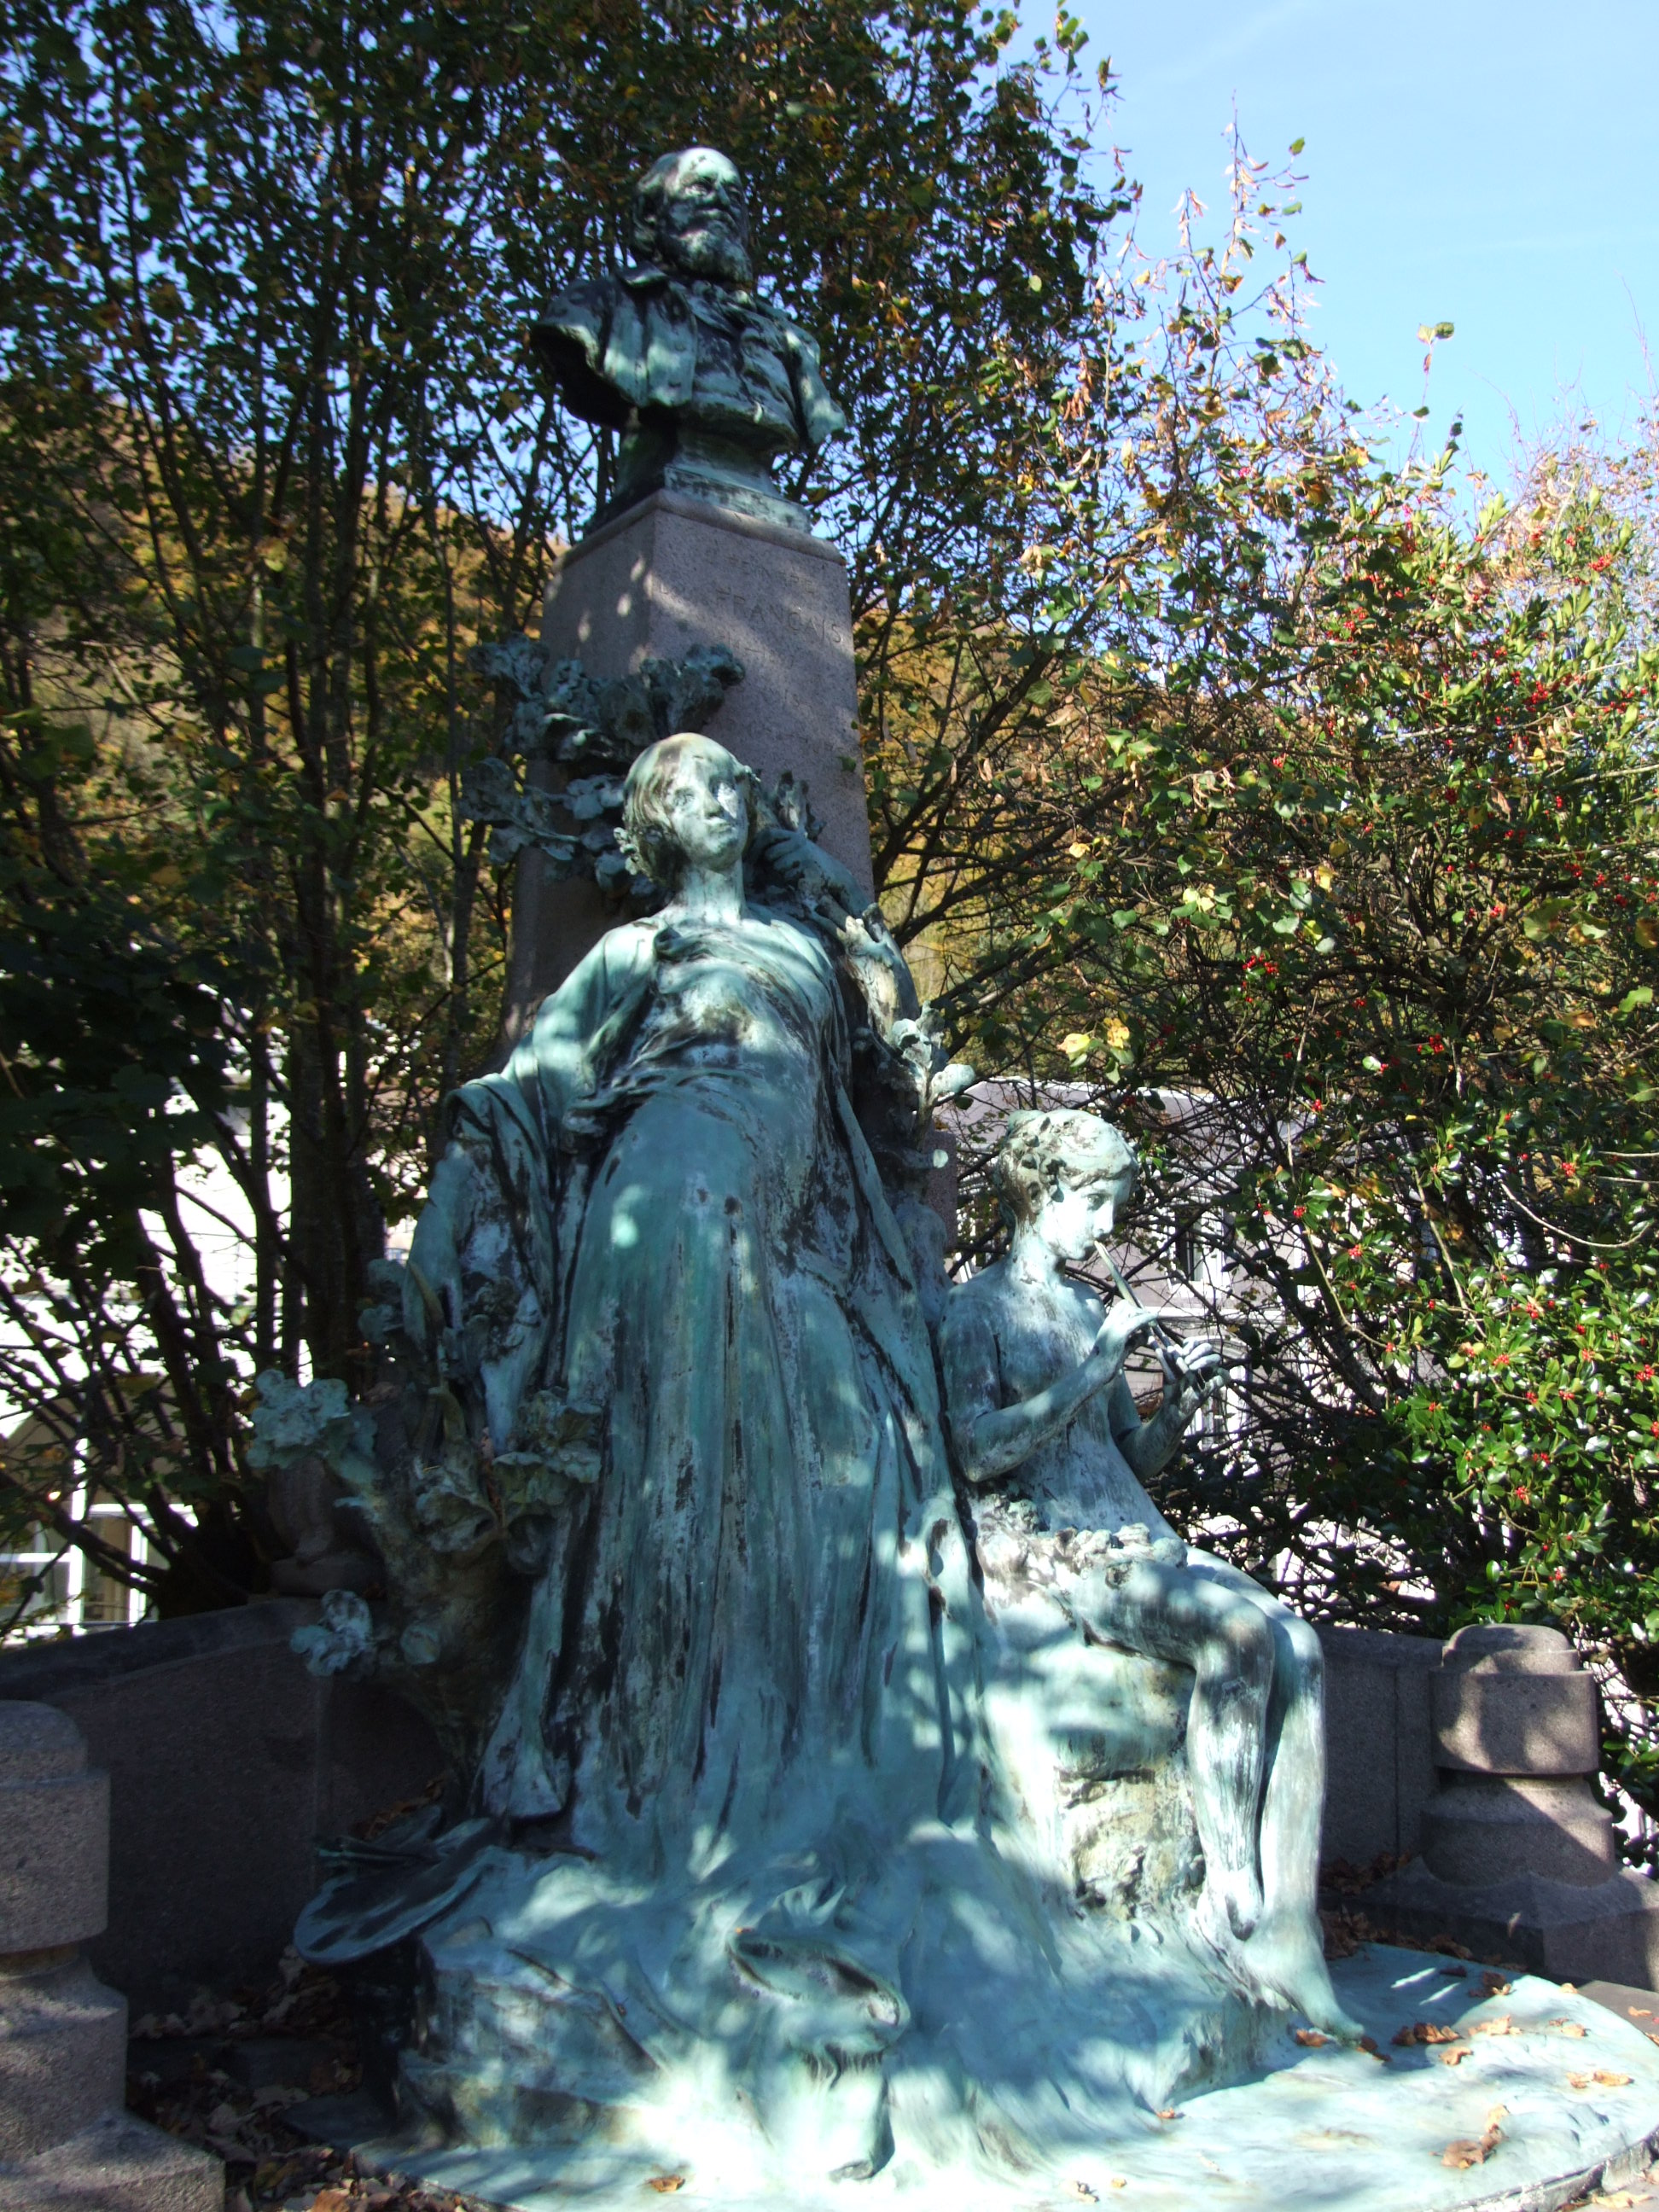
<box><xmin>1365</xmin><ymin>1859</ymin><xmax>1659</xmax><ymax>1988</ymax></box>
<box><xmin>0</xmin><ymin>1956</ymin><xmax>126</xmax><ymax>2160</ymax></box>
<box><xmin>0</xmin><ymin>2107</ymin><xmax>221</xmax><ymax>2211</ymax></box>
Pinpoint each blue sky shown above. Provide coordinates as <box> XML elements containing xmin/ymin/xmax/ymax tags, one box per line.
<box><xmin>1069</xmin><ymin>0</ymin><xmax>1659</xmax><ymax>489</ymax></box>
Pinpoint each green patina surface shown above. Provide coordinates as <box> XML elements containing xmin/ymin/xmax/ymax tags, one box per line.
<box><xmin>529</xmin><ymin>148</ymin><xmax>845</xmax><ymax>534</ymax></box>
<box><xmin>251</xmin><ymin>734</ymin><xmax>1390</xmax><ymax>2192</ymax></box>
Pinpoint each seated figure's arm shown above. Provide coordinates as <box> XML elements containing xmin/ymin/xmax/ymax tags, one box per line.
<box><xmin>941</xmin><ymin>1294</ymin><xmax>1174</xmax><ymax>1488</ymax></box>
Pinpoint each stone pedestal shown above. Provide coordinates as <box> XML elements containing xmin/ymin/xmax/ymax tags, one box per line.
<box><xmin>507</xmin><ymin>492</ymin><xmax>868</xmax><ymax>1023</ymax></box>
<box><xmin>0</xmin><ymin>1702</ymin><xmax>220</xmax><ymax>2211</ymax></box>
<box><xmin>1366</xmin><ymin>1624</ymin><xmax>1659</xmax><ymax>1984</ymax></box>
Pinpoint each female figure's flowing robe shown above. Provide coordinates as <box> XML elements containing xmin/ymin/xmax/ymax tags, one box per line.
<box><xmin>430</xmin><ymin>906</ymin><xmax>975</xmax><ymax>1861</ymax></box>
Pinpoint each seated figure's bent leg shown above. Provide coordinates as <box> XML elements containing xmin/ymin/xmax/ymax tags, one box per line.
<box><xmin>1186</xmin><ymin>1557</ymin><xmax>1364</xmax><ymax>2040</ymax></box>
<box><xmin>1068</xmin><ymin>1560</ymin><xmax>1274</xmax><ymax>1940</ymax></box>
<box><xmin>1258</xmin><ymin>1608</ymin><xmax>1326</xmax><ymax>1924</ymax></box>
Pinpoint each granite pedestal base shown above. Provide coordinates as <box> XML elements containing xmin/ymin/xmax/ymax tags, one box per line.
<box><xmin>508</xmin><ymin>492</ymin><xmax>868</xmax><ymax>1026</ymax></box>
<box><xmin>301</xmin><ymin>1947</ymin><xmax>1659</xmax><ymax>2212</ymax></box>
<box><xmin>0</xmin><ymin>2108</ymin><xmax>224</xmax><ymax>2211</ymax></box>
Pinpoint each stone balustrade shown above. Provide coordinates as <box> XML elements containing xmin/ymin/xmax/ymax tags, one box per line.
<box><xmin>0</xmin><ymin>1612</ymin><xmax>1653</xmax><ymax>2034</ymax></box>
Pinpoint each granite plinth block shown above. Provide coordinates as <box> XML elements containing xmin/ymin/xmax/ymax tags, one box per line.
<box><xmin>0</xmin><ymin>1701</ymin><xmax>221</xmax><ymax>2212</ymax></box>
<box><xmin>510</xmin><ymin>491</ymin><xmax>869</xmax><ymax>1017</ymax></box>
<box><xmin>544</xmin><ymin>493</ymin><xmax>865</xmax><ymax>883</ymax></box>
<box><xmin>0</xmin><ymin>1955</ymin><xmax>126</xmax><ymax>2159</ymax></box>
<box><xmin>0</xmin><ymin>1604</ymin><xmax>444</xmax><ymax>2010</ymax></box>
<box><xmin>1365</xmin><ymin>1857</ymin><xmax>1659</xmax><ymax>1988</ymax></box>
<box><xmin>1422</xmin><ymin>1773</ymin><xmax>1619</xmax><ymax>1887</ymax></box>
<box><xmin>1432</xmin><ymin>1663</ymin><xmax>1599</xmax><ymax>1775</ymax></box>
<box><xmin>1383</xmin><ymin>1620</ymin><xmax>1659</xmax><ymax>1978</ymax></box>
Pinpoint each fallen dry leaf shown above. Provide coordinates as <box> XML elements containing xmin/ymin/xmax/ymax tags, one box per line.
<box><xmin>1629</xmin><ymin>2005</ymin><xmax>1654</xmax><ymax>2019</ymax></box>
<box><xmin>1155</xmin><ymin>2107</ymin><xmax>1180</xmax><ymax>2122</ymax></box>
<box><xmin>1593</xmin><ymin>2192</ymin><xmax>1640</xmax><ymax>2208</ymax></box>
<box><xmin>1473</xmin><ymin>2015</ymin><xmax>1519</xmax><ymax>2039</ymax></box>
<box><xmin>1480</xmin><ymin>1971</ymin><xmax>1512</xmax><ymax>1998</ymax></box>
<box><xmin>1394</xmin><ymin>2021</ymin><xmax>1464</xmax><ymax>2046</ymax></box>
<box><xmin>1356</xmin><ymin>2033</ymin><xmax>1391</xmax><ymax>2063</ymax></box>
<box><xmin>1293</xmin><ymin>2029</ymin><xmax>1331</xmax><ymax>2047</ymax></box>
<box><xmin>1550</xmin><ymin>2018</ymin><xmax>1588</xmax><ymax>2038</ymax></box>
<box><xmin>311</xmin><ymin>2195</ymin><xmax>352</xmax><ymax>2212</ymax></box>
<box><xmin>1436</xmin><ymin>2046</ymin><xmax>1472</xmax><ymax>2066</ymax></box>
<box><xmin>1441</xmin><ymin>2121</ymin><xmax>1502</xmax><ymax>2170</ymax></box>
<box><xmin>646</xmin><ymin>2179</ymin><xmax>687</xmax><ymax>2195</ymax></box>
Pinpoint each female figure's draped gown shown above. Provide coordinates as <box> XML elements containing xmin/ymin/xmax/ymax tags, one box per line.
<box><xmin>403</xmin><ymin>903</ymin><xmax>987</xmax><ymax>2168</ymax></box>
<box><xmin>474</xmin><ymin>906</ymin><xmax>974</xmax><ymax>1853</ymax></box>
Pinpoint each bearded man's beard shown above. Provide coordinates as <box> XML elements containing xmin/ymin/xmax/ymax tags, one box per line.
<box><xmin>668</xmin><ymin>224</ymin><xmax>754</xmax><ymax>287</ymax></box>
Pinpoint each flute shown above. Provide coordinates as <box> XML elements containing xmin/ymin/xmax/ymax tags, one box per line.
<box><xmin>1093</xmin><ymin>1243</ymin><xmax>1190</xmax><ymax>1383</ymax></box>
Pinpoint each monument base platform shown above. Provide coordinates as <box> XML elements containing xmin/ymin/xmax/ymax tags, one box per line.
<box><xmin>306</xmin><ymin>1947</ymin><xmax>1659</xmax><ymax>2211</ymax></box>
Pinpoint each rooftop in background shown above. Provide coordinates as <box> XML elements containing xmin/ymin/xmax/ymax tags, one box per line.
<box><xmin>1074</xmin><ymin>0</ymin><xmax>1658</xmax><ymax>492</ymax></box>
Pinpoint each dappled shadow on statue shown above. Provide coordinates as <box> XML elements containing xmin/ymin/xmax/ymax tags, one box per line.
<box><xmin>253</xmin><ymin>736</ymin><xmax>1347</xmax><ymax>2199</ymax></box>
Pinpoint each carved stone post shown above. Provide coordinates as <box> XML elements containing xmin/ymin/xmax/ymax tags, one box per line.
<box><xmin>1423</xmin><ymin>1624</ymin><xmax>1615</xmax><ymax>1883</ymax></box>
<box><xmin>0</xmin><ymin>1702</ymin><xmax>220</xmax><ymax>2209</ymax></box>
<box><xmin>1366</xmin><ymin>1624</ymin><xmax>1659</xmax><ymax>1985</ymax></box>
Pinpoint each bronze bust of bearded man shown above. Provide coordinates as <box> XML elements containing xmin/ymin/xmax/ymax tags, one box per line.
<box><xmin>532</xmin><ymin>146</ymin><xmax>846</xmax><ymax>536</ymax></box>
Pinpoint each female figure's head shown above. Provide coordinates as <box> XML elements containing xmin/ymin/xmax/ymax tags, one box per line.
<box><xmin>992</xmin><ymin>1109</ymin><xmax>1137</xmax><ymax>1262</ymax></box>
<box><xmin>620</xmin><ymin>732</ymin><xmax>756</xmax><ymax>890</ymax></box>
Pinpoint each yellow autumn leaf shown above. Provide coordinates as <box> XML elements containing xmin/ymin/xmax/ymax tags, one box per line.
<box><xmin>1059</xmin><ymin>1032</ymin><xmax>1093</xmax><ymax>1058</ymax></box>
<box><xmin>1103</xmin><ymin>1017</ymin><xmax>1132</xmax><ymax>1050</ymax></box>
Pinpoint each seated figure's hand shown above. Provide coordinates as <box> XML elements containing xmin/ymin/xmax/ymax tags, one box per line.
<box><xmin>1089</xmin><ymin>1298</ymin><xmax>1185</xmax><ymax>1380</ymax></box>
<box><xmin>1161</xmin><ymin>1338</ymin><xmax>1227</xmax><ymax>1431</ymax></box>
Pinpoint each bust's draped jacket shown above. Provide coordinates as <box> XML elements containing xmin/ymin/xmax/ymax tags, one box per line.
<box><xmin>531</xmin><ymin>264</ymin><xmax>846</xmax><ymax>451</ymax></box>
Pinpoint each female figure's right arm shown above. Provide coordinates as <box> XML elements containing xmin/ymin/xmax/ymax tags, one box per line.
<box><xmin>405</xmin><ymin>926</ymin><xmax>656</xmax><ymax>1359</ymax></box>
<box><xmin>500</xmin><ymin>924</ymin><xmax>658</xmax><ymax>1139</ymax></box>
